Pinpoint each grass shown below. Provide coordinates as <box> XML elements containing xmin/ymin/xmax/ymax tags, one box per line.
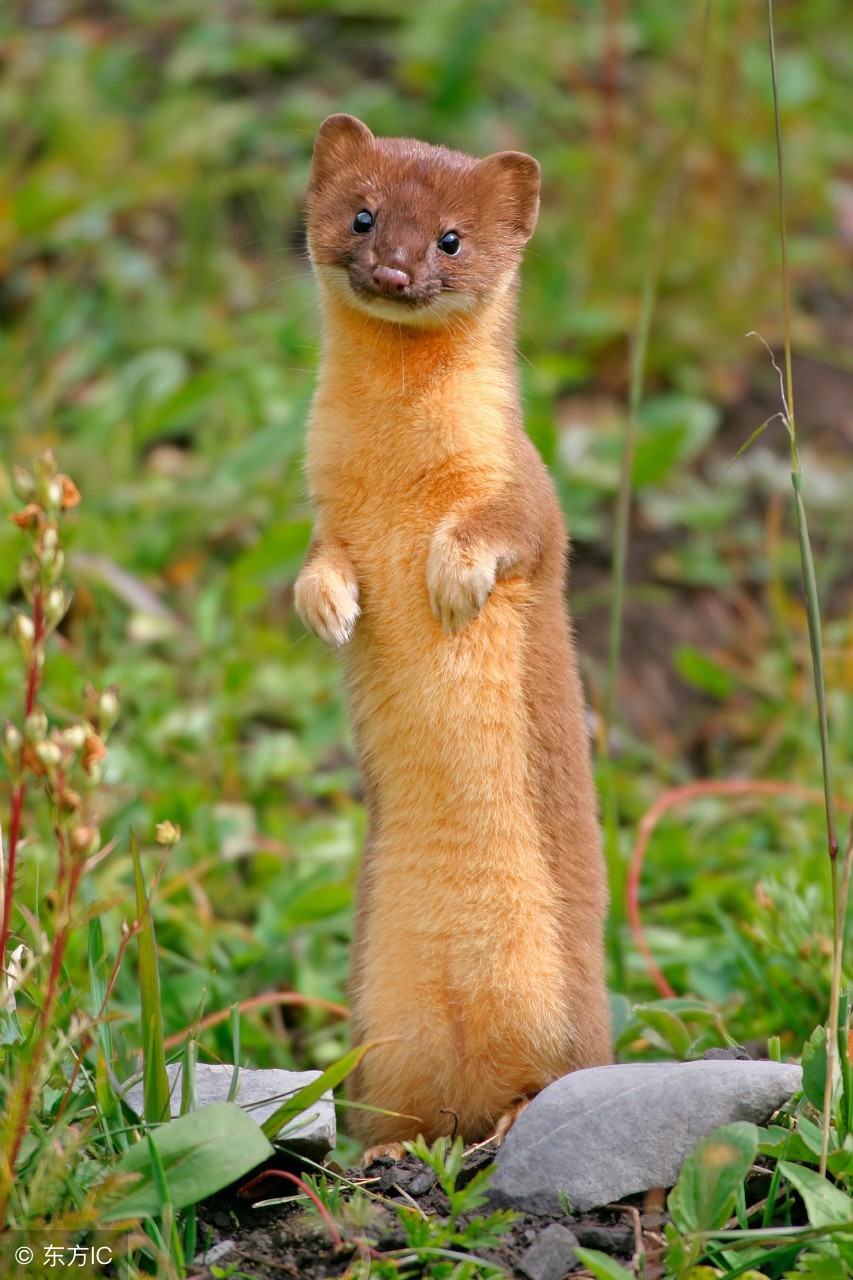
<box><xmin>1</xmin><ymin>2</ymin><xmax>852</xmax><ymax>1277</ymax></box>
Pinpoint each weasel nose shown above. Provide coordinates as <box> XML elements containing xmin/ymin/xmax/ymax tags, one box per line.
<box><xmin>372</xmin><ymin>264</ymin><xmax>411</xmax><ymax>294</ymax></box>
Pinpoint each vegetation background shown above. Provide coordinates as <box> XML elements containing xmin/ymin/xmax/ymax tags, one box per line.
<box><xmin>1</xmin><ymin>0</ymin><xmax>852</xmax><ymax>1161</ymax></box>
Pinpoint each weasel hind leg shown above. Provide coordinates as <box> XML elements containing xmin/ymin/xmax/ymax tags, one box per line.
<box><xmin>361</xmin><ymin>1141</ymin><xmax>406</xmax><ymax>1167</ymax></box>
<box><xmin>486</xmin><ymin>1095</ymin><xmax>532</xmax><ymax>1146</ymax></box>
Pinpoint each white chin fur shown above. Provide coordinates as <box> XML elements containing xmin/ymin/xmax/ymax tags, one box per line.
<box><xmin>314</xmin><ymin>264</ymin><xmax>478</xmax><ymax>330</ymax></box>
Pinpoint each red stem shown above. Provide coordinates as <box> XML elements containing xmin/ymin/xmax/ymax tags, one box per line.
<box><xmin>626</xmin><ymin>778</ymin><xmax>853</xmax><ymax>1000</ymax></box>
<box><xmin>239</xmin><ymin>1170</ymin><xmax>344</xmax><ymax>1249</ymax></box>
<box><xmin>0</xmin><ymin>592</ymin><xmax>43</xmax><ymax>984</ymax></box>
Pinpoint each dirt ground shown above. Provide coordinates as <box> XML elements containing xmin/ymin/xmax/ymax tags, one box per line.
<box><xmin>192</xmin><ymin>1144</ymin><xmax>652</xmax><ymax>1279</ymax></box>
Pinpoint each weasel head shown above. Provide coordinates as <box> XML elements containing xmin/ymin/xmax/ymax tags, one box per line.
<box><xmin>306</xmin><ymin>114</ymin><xmax>540</xmax><ymax>330</ymax></box>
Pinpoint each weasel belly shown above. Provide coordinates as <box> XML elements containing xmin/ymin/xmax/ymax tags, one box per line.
<box><xmin>339</xmin><ymin>508</ymin><xmax>572</xmax><ymax>1141</ymax></box>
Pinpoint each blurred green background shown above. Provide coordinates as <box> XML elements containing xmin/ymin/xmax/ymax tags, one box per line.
<box><xmin>1</xmin><ymin>0</ymin><xmax>852</xmax><ymax>1080</ymax></box>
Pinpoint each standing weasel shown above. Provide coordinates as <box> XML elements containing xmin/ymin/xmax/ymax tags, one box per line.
<box><xmin>295</xmin><ymin>114</ymin><xmax>611</xmax><ymax>1158</ymax></box>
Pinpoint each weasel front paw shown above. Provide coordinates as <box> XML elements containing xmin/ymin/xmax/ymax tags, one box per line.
<box><xmin>426</xmin><ymin>523</ymin><xmax>497</xmax><ymax>634</ymax></box>
<box><xmin>294</xmin><ymin>557</ymin><xmax>360</xmax><ymax>647</ymax></box>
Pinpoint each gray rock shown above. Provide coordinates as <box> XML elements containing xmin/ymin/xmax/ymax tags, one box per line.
<box><xmin>519</xmin><ymin>1223</ymin><xmax>580</xmax><ymax>1280</ymax></box>
<box><xmin>193</xmin><ymin>1239</ymin><xmax>235</xmax><ymax>1268</ymax></box>
<box><xmin>489</xmin><ymin>1060</ymin><xmax>802</xmax><ymax>1214</ymax></box>
<box><xmin>123</xmin><ymin>1064</ymin><xmax>336</xmax><ymax>1159</ymax></box>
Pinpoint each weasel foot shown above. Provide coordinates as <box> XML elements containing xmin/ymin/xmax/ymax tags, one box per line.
<box><xmin>426</xmin><ymin>523</ymin><xmax>497</xmax><ymax>634</ymax></box>
<box><xmin>294</xmin><ymin>557</ymin><xmax>360</xmax><ymax>647</ymax></box>
<box><xmin>487</xmin><ymin>1097</ymin><xmax>531</xmax><ymax>1145</ymax></box>
<box><xmin>361</xmin><ymin>1142</ymin><xmax>406</xmax><ymax>1167</ymax></box>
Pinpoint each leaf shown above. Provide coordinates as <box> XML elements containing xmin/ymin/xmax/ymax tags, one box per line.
<box><xmin>633</xmin><ymin>1005</ymin><xmax>694</xmax><ymax>1059</ymax></box>
<box><xmin>779</xmin><ymin>1161</ymin><xmax>853</xmax><ymax>1231</ymax></box>
<box><xmin>261</xmin><ymin>1041</ymin><xmax>373</xmax><ymax>1142</ymax></box>
<box><xmin>802</xmin><ymin>1025</ymin><xmax>828</xmax><ymax>1110</ymax></box>
<box><xmin>132</xmin><ymin>830</ymin><xmax>170</xmax><ymax>1125</ymax></box>
<box><xmin>633</xmin><ymin>395</ymin><xmax>720</xmax><ymax>488</ymax></box>
<box><xmin>573</xmin><ymin>1248</ymin><xmax>637</xmax><ymax>1279</ymax></box>
<box><xmin>675</xmin><ymin>648</ymin><xmax>736</xmax><ymax>699</ymax></box>
<box><xmin>104</xmin><ymin>1102</ymin><xmax>274</xmax><ymax>1221</ymax></box>
<box><xmin>668</xmin><ymin>1122</ymin><xmax>758</xmax><ymax>1233</ymax></box>
<box><xmin>88</xmin><ymin>916</ymin><xmax>113</xmax><ymax>1064</ymax></box>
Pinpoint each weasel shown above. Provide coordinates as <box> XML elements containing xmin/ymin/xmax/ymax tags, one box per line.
<box><xmin>295</xmin><ymin>114</ymin><xmax>611</xmax><ymax>1159</ymax></box>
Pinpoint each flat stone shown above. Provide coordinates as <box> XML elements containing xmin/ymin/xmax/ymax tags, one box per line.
<box><xmin>518</xmin><ymin>1223</ymin><xmax>580</xmax><ymax>1280</ymax></box>
<box><xmin>488</xmin><ymin>1060</ymin><xmax>802</xmax><ymax>1214</ymax></box>
<box><xmin>123</xmin><ymin>1064</ymin><xmax>336</xmax><ymax>1159</ymax></box>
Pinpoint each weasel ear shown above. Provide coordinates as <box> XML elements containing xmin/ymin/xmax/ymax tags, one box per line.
<box><xmin>310</xmin><ymin>114</ymin><xmax>374</xmax><ymax>190</ymax></box>
<box><xmin>476</xmin><ymin>151</ymin><xmax>540</xmax><ymax>242</ymax></box>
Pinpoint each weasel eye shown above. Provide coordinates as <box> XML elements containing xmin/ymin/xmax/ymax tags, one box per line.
<box><xmin>437</xmin><ymin>231</ymin><xmax>461</xmax><ymax>256</ymax></box>
<box><xmin>352</xmin><ymin>210</ymin><xmax>374</xmax><ymax>233</ymax></box>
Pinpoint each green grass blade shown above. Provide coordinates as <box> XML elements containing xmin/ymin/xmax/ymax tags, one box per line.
<box><xmin>131</xmin><ymin>830</ymin><xmax>170</xmax><ymax>1125</ymax></box>
<box><xmin>260</xmin><ymin>1040</ymin><xmax>374</xmax><ymax>1142</ymax></box>
<box><xmin>791</xmin><ymin>478</ymin><xmax>837</xmax><ymax>857</ymax></box>
<box><xmin>88</xmin><ymin>916</ymin><xmax>113</xmax><ymax>1065</ymax></box>
<box><xmin>180</xmin><ymin>1038</ymin><xmax>198</xmax><ymax>1116</ymax></box>
<box><xmin>228</xmin><ymin>1002</ymin><xmax>240</xmax><ymax>1103</ymax></box>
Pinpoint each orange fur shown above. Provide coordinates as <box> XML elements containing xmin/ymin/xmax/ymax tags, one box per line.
<box><xmin>296</xmin><ymin>117</ymin><xmax>611</xmax><ymax>1152</ymax></box>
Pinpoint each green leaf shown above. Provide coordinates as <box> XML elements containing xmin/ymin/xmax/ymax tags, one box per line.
<box><xmin>779</xmin><ymin>1161</ymin><xmax>853</xmax><ymax>1231</ymax></box>
<box><xmin>261</xmin><ymin>1041</ymin><xmax>373</xmax><ymax>1142</ymax></box>
<box><xmin>132</xmin><ymin>830</ymin><xmax>170</xmax><ymax>1125</ymax></box>
<box><xmin>633</xmin><ymin>1005</ymin><xmax>694</xmax><ymax>1059</ymax></box>
<box><xmin>633</xmin><ymin>395</ymin><xmax>719</xmax><ymax>488</ymax></box>
<box><xmin>668</xmin><ymin>1122</ymin><xmax>758</xmax><ymax>1233</ymax></box>
<box><xmin>573</xmin><ymin>1247</ymin><xmax>636</xmax><ymax>1279</ymax></box>
<box><xmin>88</xmin><ymin>916</ymin><xmax>113</xmax><ymax>1065</ymax></box>
<box><xmin>104</xmin><ymin>1102</ymin><xmax>274</xmax><ymax>1221</ymax></box>
<box><xmin>803</xmin><ymin>1025</ymin><xmax>828</xmax><ymax>1110</ymax></box>
<box><xmin>675</xmin><ymin>647</ymin><xmax>736</xmax><ymax>699</ymax></box>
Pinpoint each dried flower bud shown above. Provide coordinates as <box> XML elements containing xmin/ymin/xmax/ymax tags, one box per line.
<box><xmin>44</xmin><ymin>549</ymin><xmax>65</xmax><ymax>585</ymax></box>
<box><xmin>155</xmin><ymin>820</ymin><xmax>182</xmax><ymax>846</ymax></box>
<box><xmin>3</xmin><ymin>721</ymin><xmax>22</xmax><ymax>769</ymax></box>
<box><xmin>12</xmin><ymin>612</ymin><xmax>35</xmax><ymax>656</ymax></box>
<box><xmin>12</xmin><ymin>467</ymin><xmax>36</xmax><ymax>502</ymax></box>
<box><xmin>59</xmin><ymin>475</ymin><xmax>81</xmax><ymax>509</ymax></box>
<box><xmin>18</xmin><ymin>556</ymin><xmax>39</xmax><ymax>600</ymax></box>
<box><xmin>34</xmin><ymin>740</ymin><xmax>62</xmax><ymax>773</ymax></box>
<box><xmin>98</xmin><ymin>688</ymin><xmax>120</xmax><ymax>730</ymax></box>
<box><xmin>61</xmin><ymin>724</ymin><xmax>87</xmax><ymax>753</ymax></box>
<box><xmin>70</xmin><ymin>825</ymin><xmax>100</xmax><ymax>857</ymax></box>
<box><xmin>24</xmin><ymin>709</ymin><xmax>48</xmax><ymax>742</ymax></box>
<box><xmin>37</xmin><ymin>527</ymin><xmax>61</xmax><ymax>577</ymax></box>
<box><xmin>43</xmin><ymin>586</ymin><xmax>68</xmax><ymax>628</ymax></box>
<box><xmin>58</xmin><ymin>787</ymin><xmax>83</xmax><ymax>812</ymax></box>
<box><xmin>82</xmin><ymin>733</ymin><xmax>107</xmax><ymax>774</ymax></box>
<box><xmin>9</xmin><ymin>504</ymin><xmax>44</xmax><ymax>533</ymax></box>
<box><xmin>45</xmin><ymin>479</ymin><xmax>63</xmax><ymax>512</ymax></box>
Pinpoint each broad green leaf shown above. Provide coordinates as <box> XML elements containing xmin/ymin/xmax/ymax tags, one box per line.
<box><xmin>779</xmin><ymin>1161</ymin><xmax>853</xmax><ymax>1231</ymax></box>
<box><xmin>675</xmin><ymin>647</ymin><xmax>736</xmax><ymax>699</ymax></box>
<box><xmin>104</xmin><ymin>1102</ymin><xmax>274</xmax><ymax>1221</ymax></box>
<box><xmin>261</xmin><ymin>1041</ymin><xmax>372</xmax><ymax>1141</ymax></box>
<box><xmin>633</xmin><ymin>395</ymin><xmax>719</xmax><ymax>488</ymax></box>
<box><xmin>573</xmin><ymin>1247</ymin><xmax>636</xmax><ymax>1279</ymax></box>
<box><xmin>132</xmin><ymin>830</ymin><xmax>170</xmax><ymax>1125</ymax></box>
<box><xmin>633</xmin><ymin>1005</ymin><xmax>693</xmax><ymax>1059</ymax></box>
<box><xmin>668</xmin><ymin>1122</ymin><xmax>758</xmax><ymax>1233</ymax></box>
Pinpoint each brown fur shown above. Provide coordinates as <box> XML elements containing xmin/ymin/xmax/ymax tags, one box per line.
<box><xmin>295</xmin><ymin>115</ymin><xmax>611</xmax><ymax>1153</ymax></box>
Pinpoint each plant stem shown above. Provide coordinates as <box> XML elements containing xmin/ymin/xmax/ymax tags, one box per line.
<box><xmin>766</xmin><ymin>0</ymin><xmax>796</xmax><ymax>462</ymax></box>
<box><xmin>766</xmin><ymin>0</ymin><xmax>841</xmax><ymax>1177</ymax></box>
<box><xmin>821</xmin><ymin>816</ymin><xmax>853</xmax><ymax>1176</ymax></box>
<box><xmin>0</xmin><ymin>590</ymin><xmax>43</xmax><ymax>991</ymax></box>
